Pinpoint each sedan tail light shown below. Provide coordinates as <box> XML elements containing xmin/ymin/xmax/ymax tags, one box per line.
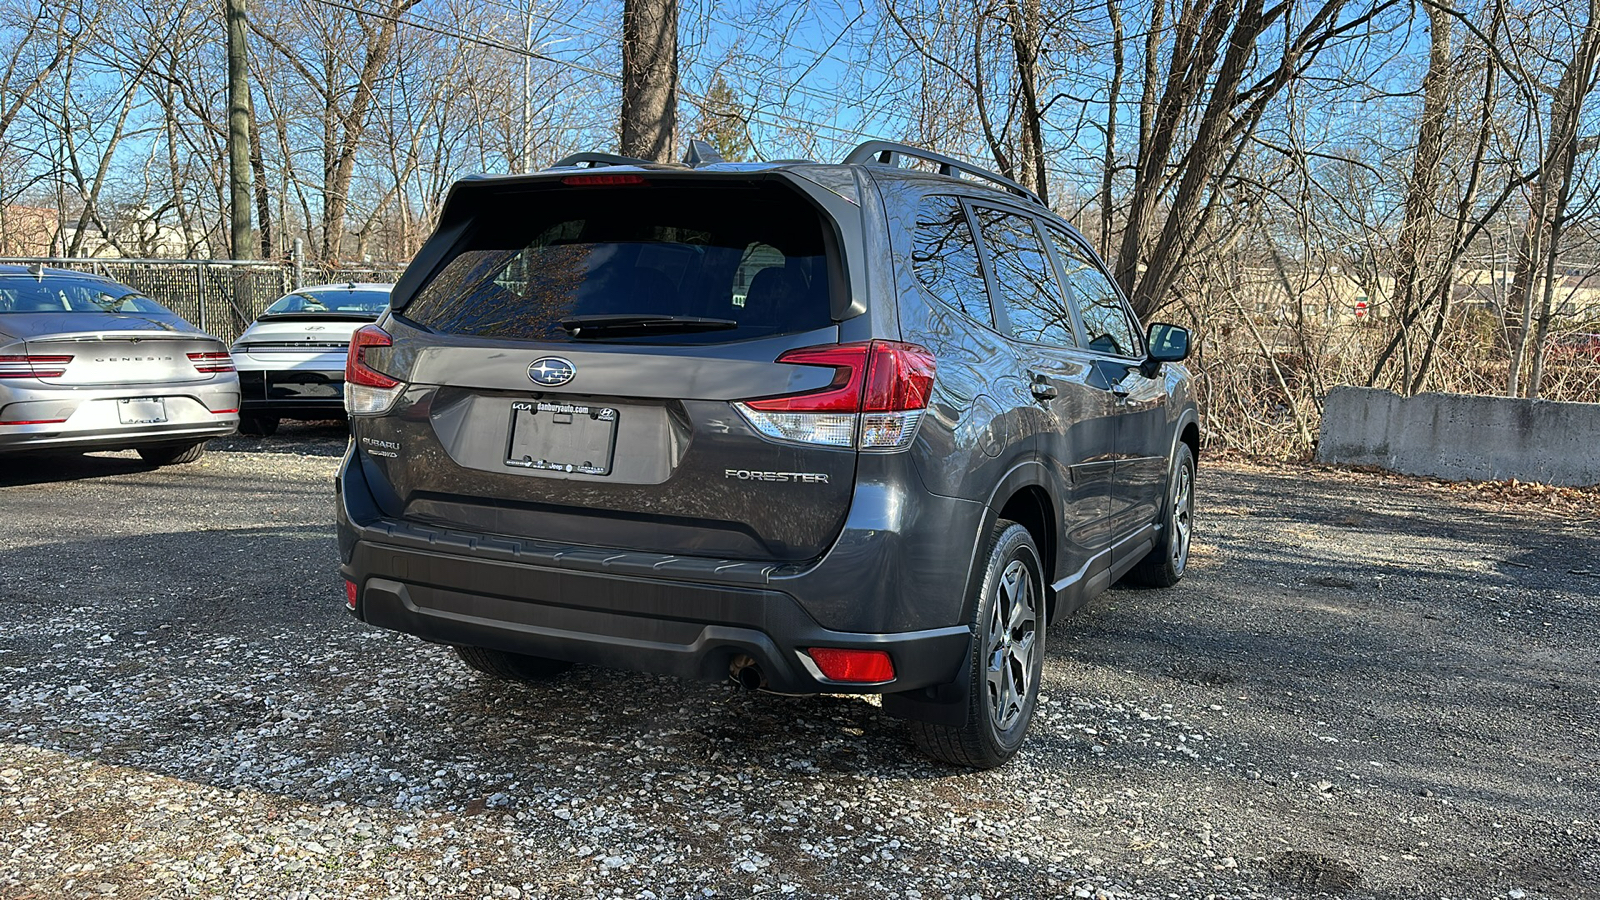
<box><xmin>0</xmin><ymin>354</ymin><xmax>73</xmax><ymax>378</ymax></box>
<box><xmin>187</xmin><ymin>351</ymin><xmax>235</xmax><ymax>374</ymax></box>
<box><xmin>345</xmin><ymin>324</ymin><xmax>404</xmax><ymax>416</ymax></box>
<box><xmin>736</xmin><ymin>341</ymin><xmax>936</xmax><ymax>451</ymax></box>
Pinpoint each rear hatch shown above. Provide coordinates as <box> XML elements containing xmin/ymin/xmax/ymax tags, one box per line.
<box><xmin>362</xmin><ymin>174</ymin><xmax>866</xmax><ymax>562</ymax></box>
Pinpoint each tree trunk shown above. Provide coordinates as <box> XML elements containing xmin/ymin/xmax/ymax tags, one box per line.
<box><xmin>620</xmin><ymin>0</ymin><xmax>678</xmax><ymax>163</ymax></box>
<box><xmin>226</xmin><ymin>0</ymin><xmax>253</xmax><ymax>261</ymax></box>
<box><xmin>1506</xmin><ymin>0</ymin><xmax>1600</xmax><ymax>398</ymax></box>
<box><xmin>1377</xmin><ymin>3</ymin><xmax>1451</xmax><ymax>394</ymax></box>
<box><xmin>1100</xmin><ymin>0</ymin><xmax>1124</xmax><ymax>260</ymax></box>
<box><xmin>1006</xmin><ymin>0</ymin><xmax>1047</xmax><ymax>204</ymax></box>
<box><xmin>322</xmin><ymin>1</ymin><xmax>416</xmax><ymax>262</ymax></box>
<box><xmin>249</xmin><ymin>89</ymin><xmax>272</xmax><ymax>258</ymax></box>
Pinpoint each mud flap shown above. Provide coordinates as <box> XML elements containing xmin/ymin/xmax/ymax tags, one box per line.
<box><xmin>880</xmin><ymin>633</ymin><xmax>972</xmax><ymax>726</ymax></box>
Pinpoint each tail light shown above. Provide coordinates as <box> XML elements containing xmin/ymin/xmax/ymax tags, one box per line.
<box><xmin>187</xmin><ymin>351</ymin><xmax>235</xmax><ymax>374</ymax></box>
<box><xmin>0</xmin><ymin>355</ymin><xmax>72</xmax><ymax>378</ymax></box>
<box><xmin>736</xmin><ymin>341</ymin><xmax>936</xmax><ymax>451</ymax></box>
<box><xmin>345</xmin><ymin>580</ymin><xmax>359</xmax><ymax>611</ymax></box>
<box><xmin>345</xmin><ymin>324</ymin><xmax>404</xmax><ymax>416</ymax></box>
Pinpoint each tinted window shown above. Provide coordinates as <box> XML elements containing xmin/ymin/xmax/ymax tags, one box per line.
<box><xmin>1049</xmin><ymin>230</ymin><xmax>1141</xmax><ymax>357</ymax></box>
<box><xmin>973</xmin><ymin>207</ymin><xmax>1075</xmax><ymax>347</ymax></box>
<box><xmin>911</xmin><ymin>196</ymin><xmax>992</xmax><ymax>326</ymax></box>
<box><xmin>263</xmin><ymin>288</ymin><xmax>390</xmax><ymax>317</ymax></box>
<box><xmin>0</xmin><ymin>276</ymin><xmax>173</xmax><ymax>316</ymax></box>
<box><xmin>403</xmin><ymin>183</ymin><xmax>833</xmax><ymax>344</ymax></box>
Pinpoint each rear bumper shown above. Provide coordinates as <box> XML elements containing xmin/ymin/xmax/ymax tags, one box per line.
<box><xmin>336</xmin><ymin>449</ymin><xmax>973</xmax><ymax>695</ymax></box>
<box><xmin>347</xmin><ymin>558</ymin><xmax>969</xmax><ymax>694</ymax></box>
<box><xmin>237</xmin><ymin>369</ymin><xmax>347</xmax><ymax>417</ymax></box>
<box><xmin>0</xmin><ymin>380</ymin><xmax>239</xmax><ymax>453</ymax></box>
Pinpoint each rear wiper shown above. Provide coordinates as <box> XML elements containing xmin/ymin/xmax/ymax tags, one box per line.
<box><xmin>559</xmin><ymin>314</ymin><xmax>738</xmax><ymax>336</ymax></box>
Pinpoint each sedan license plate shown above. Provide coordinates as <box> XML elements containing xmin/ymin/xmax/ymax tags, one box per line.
<box><xmin>118</xmin><ymin>397</ymin><xmax>168</xmax><ymax>425</ymax></box>
<box><xmin>505</xmin><ymin>401</ymin><xmax>618</xmax><ymax>475</ymax></box>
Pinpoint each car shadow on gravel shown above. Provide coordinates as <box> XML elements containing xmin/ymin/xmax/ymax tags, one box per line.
<box><xmin>0</xmin><ymin>452</ymin><xmax>161</xmax><ymax>487</ymax></box>
<box><xmin>1</xmin><ymin>523</ymin><xmax>963</xmax><ymax>824</ymax></box>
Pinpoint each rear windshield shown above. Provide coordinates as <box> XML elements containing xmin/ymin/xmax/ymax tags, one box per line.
<box><xmin>0</xmin><ymin>275</ymin><xmax>174</xmax><ymax>316</ymax></box>
<box><xmin>262</xmin><ymin>288</ymin><xmax>390</xmax><ymax>317</ymax></box>
<box><xmin>401</xmin><ymin>181</ymin><xmax>835</xmax><ymax>344</ymax></box>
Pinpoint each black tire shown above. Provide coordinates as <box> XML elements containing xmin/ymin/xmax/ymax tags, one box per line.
<box><xmin>237</xmin><ymin>414</ymin><xmax>280</xmax><ymax>437</ymax></box>
<box><xmin>136</xmin><ymin>442</ymin><xmax>207</xmax><ymax>466</ymax></box>
<box><xmin>1127</xmin><ymin>441</ymin><xmax>1196</xmax><ymax>588</ymax></box>
<box><xmin>453</xmin><ymin>645</ymin><xmax>573</xmax><ymax>682</ymax></box>
<box><xmin>911</xmin><ymin>520</ymin><xmax>1045</xmax><ymax>769</ymax></box>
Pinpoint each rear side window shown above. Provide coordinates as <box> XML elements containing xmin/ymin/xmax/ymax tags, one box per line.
<box><xmin>402</xmin><ymin>182</ymin><xmax>834</xmax><ymax>344</ymax></box>
<box><xmin>973</xmin><ymin>207</ymin><xmax>1076</xmax><ymax>347</ymax></box>
<box><xmin>1048</xmin><ymin>230</ymin><xmax>1141</xmax><ymax>357</ymax></box>
<box><xmin>911</xmin><ymin>196</ymin><xmax>992</xmax><ymax>327</ymax></box>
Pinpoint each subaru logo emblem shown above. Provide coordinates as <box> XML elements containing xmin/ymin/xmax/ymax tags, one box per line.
<box><xmin>528</xmin><ymin>356</ymin><xmax>576</xmax><ymax>387</ymax></box>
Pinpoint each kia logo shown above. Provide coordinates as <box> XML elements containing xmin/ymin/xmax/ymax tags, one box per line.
<box><xmin>528</xmin><ymin>356</ymin><xmax>576</xmax><ymax>386</ymax></box>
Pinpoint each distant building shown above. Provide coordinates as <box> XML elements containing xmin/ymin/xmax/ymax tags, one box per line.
<box><xmin>0</xmin><ymin>205</ymin><xmax>59</xmax><ymax>256</ymax></box>
<box><xmin>55</xmin><ymin>206</ymin><xmax>201</xmax><ymax>258</ymax></box>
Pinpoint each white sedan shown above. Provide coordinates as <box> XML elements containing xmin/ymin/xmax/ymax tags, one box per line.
<box><xmin>230</xmin><ymin>283</ymin><xmax>392</xmax><ymax>436</ymax></box>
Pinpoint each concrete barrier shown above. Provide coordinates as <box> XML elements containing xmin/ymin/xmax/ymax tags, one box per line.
<box><xmin>1316</xmin><ymin>386</ymin><xmax>1600</xmax><ymax>486</ymax></box>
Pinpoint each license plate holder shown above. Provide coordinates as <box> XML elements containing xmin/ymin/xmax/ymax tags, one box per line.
<box><xmin>117</xmin><ymin>397</ymin><xmax>167</xmax><ymax>425</ymax></box>
<box><xmin>504</xmin><ymin>401</ymin><xmax>618</xmax><ymax>475</ymax></box>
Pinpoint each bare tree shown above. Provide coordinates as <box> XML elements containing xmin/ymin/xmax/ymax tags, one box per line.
<box><xmin>621</xmin><ymin>0</ymin><xmax>677</xmax><ymax>161</ymax></box>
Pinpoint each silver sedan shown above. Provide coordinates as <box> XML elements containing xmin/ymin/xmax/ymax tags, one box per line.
<box><xmin>0</xmin><ymin>265</ymin><xmax>239</xmax><ymax>465</ymax></box>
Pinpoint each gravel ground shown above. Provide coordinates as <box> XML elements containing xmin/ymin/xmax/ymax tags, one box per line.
<box><xmin>1</xmin><ymin>424</ymin><xmax>1597</xmax><ymax>900</ymax></box>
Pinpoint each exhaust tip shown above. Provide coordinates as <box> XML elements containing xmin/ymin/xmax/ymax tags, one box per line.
<box><xmin>729</xmin><ymin>654</ymin><xmax>765</xmax><ymax>691</ymax></box>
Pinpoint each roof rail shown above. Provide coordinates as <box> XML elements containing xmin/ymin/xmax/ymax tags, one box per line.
<box><xmin>549</xmin><ymin>152</ymin><xmax>659</xmax><ymax>169</ymax></box>
<box><xmin>842</xmin><ymin>140</ymin><xmax>1045</xmax><ymax>207</ymax></box>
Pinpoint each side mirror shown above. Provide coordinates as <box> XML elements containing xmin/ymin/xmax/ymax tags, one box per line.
<box><xmin>1146</xmin><ymin>322</ymin><xmax>1190</xmax><ymax>363</ymax></box>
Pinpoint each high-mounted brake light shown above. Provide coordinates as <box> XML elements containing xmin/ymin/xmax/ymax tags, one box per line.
<box><xmin>736</xmin><ymin>341</ymin><xmax>936</xmax><ymax>451</ymax></box>
<box><xmin>0</xmin><ymin>355</ymin><xmax>72</xmax><ymax>378</ymax></box>
<box><xmin>187</xmin><ymin>351</ymin><xmax>235</xmax><ymax>374</ymax></box>
<box><xmin>344</xmin><ymin>324</ymin><xmax>404</xmax><ymax>416</ymax></box>
<box><xmin>560</xmin><ymin>173</ymin><xmax>649</xmax><ymax>187</ymax></box>
<box><xmin>807</xmin><ymin>648</ymin><xmax>896</xmax><ymax>683</ymax></box>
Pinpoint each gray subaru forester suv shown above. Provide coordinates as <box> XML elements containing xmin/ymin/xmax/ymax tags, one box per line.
<box><xmin>336</xmin><ymin>141</ymin><xmax>1197</xmax><ymax>769</ymax></box>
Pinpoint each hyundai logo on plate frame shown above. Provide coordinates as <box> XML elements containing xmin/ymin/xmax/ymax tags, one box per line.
<box><xmin>528</xmin><ymin>357</ymin><xmax>577</xmax><ymax>387</ymax></box>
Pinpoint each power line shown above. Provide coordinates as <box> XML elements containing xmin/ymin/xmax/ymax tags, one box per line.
<box><xmin>295</xmin><ymin>0</ymin><xmax>1098</xmax><ymax>184</ymax></box>
<box><xmin>299</xmin><ymin>0</ymin><xmax>912</xmax><ymax>153</ymax></box>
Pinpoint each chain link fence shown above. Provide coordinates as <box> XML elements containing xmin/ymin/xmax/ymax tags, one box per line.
<box><xmin>0</xmin><ymin>257</ymin><xmax>409</xmax><ymax>345</ymax></box>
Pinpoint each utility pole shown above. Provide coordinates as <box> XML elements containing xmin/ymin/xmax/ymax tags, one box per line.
<box><xmin>226</xmin><ymin>0</ymin><xmax>253</xmax><ymax>261</ymax></box>
<box><xmin>620</xmin><ymin>0</ymin><xmax>677</xmax><ymax>163</ymax></box>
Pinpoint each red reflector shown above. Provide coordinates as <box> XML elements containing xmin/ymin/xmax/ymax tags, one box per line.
<box><xmin>213</xmin><ymin>408</ymin><xmax>239</xmax><ymax>414</ymax></box>
<box><xmin>346</xmin><ymin>325</ymin><xmax>399</xmax><ymax>388</ymax></box>
<box><xmin>807</xmin><ymin>648</ymin><xmax>895</xmax><ymax>683</ymax></box>
<box><xmin>345</xmin><ymin>581</ymin><xmax>358</xmax><ymax>610</ymax></box>
<box><xmin>560</xmin><ymin>173</ymin><xmax>648</xmax><ymax>186</ymax></box>
<box><xmin>0</xmin><ymin>418</ymin><xmax>68</xmax><ymax>425</ymax></box>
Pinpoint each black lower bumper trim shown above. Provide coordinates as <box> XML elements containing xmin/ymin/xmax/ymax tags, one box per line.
<box><xmin>345</xmin><ymin>540</ymin><xmax>970</xmax><ymax>696</ymax></box>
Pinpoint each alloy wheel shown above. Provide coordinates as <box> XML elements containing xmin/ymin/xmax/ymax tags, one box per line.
<box><xmin>984</xmin><ymin>557</ymin><xmax>1039</xmax><ymax>732</ymax></box>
